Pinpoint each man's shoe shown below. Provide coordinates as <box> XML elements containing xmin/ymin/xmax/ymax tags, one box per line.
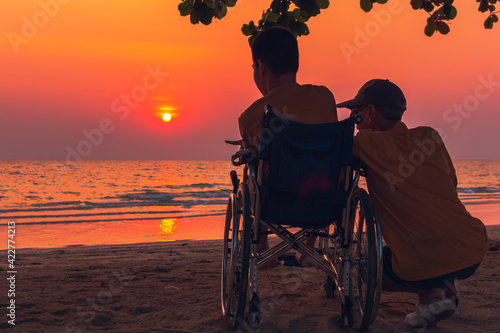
<box><xmin>404</xmin><ymin>299</ymin><xmax>456</xmax><ymax>328</ymax></box>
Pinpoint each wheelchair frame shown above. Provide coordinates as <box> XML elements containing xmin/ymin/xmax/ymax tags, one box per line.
<box><xmin>221</xmin><ymin>111</ymin><xmax>383</xmax><ymax>332</ymax></box>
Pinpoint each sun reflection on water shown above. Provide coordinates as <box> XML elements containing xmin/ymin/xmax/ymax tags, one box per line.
<box><xmin>157</xmin><ymin>219</ymin><xmax>178</xmax><ymax>241</ymax></box>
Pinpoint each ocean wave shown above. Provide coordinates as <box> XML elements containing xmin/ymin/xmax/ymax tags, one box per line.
<box><xmin>0</xmin><ymin>198</ymin><xmax>228</xmax><ymax>214</ymax></box>
<box><xmin>62</xmin><ymin>191</ymin><xmax>81</xmax><ymax>195</ymax></box>
<box><xmin>0</xmin><ymin>212</ymin><xmax>226</xmax><ymax>226</ymax></box>
<box><xmin>162</xmin><ymin>183</ymin><xmax>228</xmax><ymax>189</ymax></box>
<box><xmin>24</xmin><ymin>195</ymin><xmax>41</xmax><ymax>200</ymax></box>
<box><xmin>117</xmin><ymin>190</ymin><xmax>174</xmax><ymax>202</ymax></box>
<box><xmin>179</xmin><ymin>190</ymin><xmax>232</xmax><ymax>199</ymax></box>
<box><xmin>116</xmin><ymin>189</ymin><xmax>231</xmax><ymax>200</ymax></box>
<box><xmin>2</xmin><ymin>209</ymin><xmax>186</xmax><ymax>220</ymax></box>
<box><xmin>462</xmin><ymin>199</ymin><xmax>500</xmax><ymax>205</ymax></box>
<box><xmin>457</xmin><ymin>186</ymin><xmax>500</xmax><ymax>194</ymax></box>
<box><xmin>31</xmin><ymin>200</ymin><xmax>85</xmax><ymax>207</ymax></box>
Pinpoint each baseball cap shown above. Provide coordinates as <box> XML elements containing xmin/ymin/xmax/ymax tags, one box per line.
<box><xmin>337</xmin><ymin>79</ymin><xmax>407</xmax><ymax>111</ymax></box>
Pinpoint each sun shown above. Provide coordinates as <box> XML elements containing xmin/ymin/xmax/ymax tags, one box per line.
<box><xmin>162</xmin><ymin>113</ymin><xmax>172</xmax><ymax>122</ymax></box>
<box><xmin>156</xmin><ymin>104</ymin><xmax>177</xmax><ymax>122</ymax></box>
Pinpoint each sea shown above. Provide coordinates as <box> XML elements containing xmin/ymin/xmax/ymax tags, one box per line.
<box><xmin>1</xmin><ymin>160</ymin><xmax>499</xmax><ymax>249</ymax></box>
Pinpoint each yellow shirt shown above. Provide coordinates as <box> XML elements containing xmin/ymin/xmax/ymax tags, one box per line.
<box><xmin>354</xmin><ymin>121</ymin><xmax>488</xmax><ymax>281</ymax></box>
<box><xmin>238</xmin><ymin>82</ymin><xmax>338</xmax><ymax>149</ymax></box>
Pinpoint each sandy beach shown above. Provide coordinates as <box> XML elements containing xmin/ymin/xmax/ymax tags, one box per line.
<box><xmin>2</xmin><ymin>225</ymin><xmax>499</xmax><ymax>332</ymax></box>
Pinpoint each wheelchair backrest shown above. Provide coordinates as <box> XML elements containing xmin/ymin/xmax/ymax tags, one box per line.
<box><xmin>258</xmin><ymin>105</ymin><xmax>355</xmax><ymax>227</ymax></box>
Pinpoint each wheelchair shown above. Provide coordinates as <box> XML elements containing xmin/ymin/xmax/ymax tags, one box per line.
<box><xmin>221</xmin><ymin>106</ymin><xmax>383</xmax><ymax>332</ymax></box>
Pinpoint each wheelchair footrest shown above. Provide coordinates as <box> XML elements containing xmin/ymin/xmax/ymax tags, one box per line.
<box><xmin>249</xmin><ymin>292</ymin><xmax>259</xmax><ymax>312</ymax></box>
<box><xmin>247</xmin><ymin>292</ymin><xmax>262</xmax><ymax>328</ymax></box>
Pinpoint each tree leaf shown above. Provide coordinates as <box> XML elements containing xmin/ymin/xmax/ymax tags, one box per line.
<box><xmin>484</xmin><ymin>17</ymin><xmax>494</xmax><ymax>28</ymax></box>
<box><xmin>178</xmin><ymin>0</ymin><xmax>495</xmax><ymax>37</ymax></box>
<box><xmin>479</xmin><ymin>0</ymin><xmax>489</xmax><ymax>12</ymax></box>
<box><xmin>314</xmin><ymin>0</ymin><xmax>330</xmax><ymax>10</ymax></box>
<box><xmin>448</xmin><ymin>6</ymin><xmax>458</xmax><ymax>19</ymax></box>
<box><xmin>424</xmin><ymin>22</ymin><xmax>436</xmax><ymax>36</ymax></box>
<box><xmin>200</xmin><ymin>15</ymin><xmax>214</xmax><ymax>25</ymax></box>
<box><xmin>248</xmin><ymin>35</ymin><xmax>256</xmax><ymax>47</ymax></box>
<box><xmin>277</xmin><ymin>12</ymin><xmax>291</xmax><ymax>25</ymax></box>
<box><xmin>224</xmin><ymin>0</ymin><xmax>237</xmax><ymax>7</ymax></box>
<box><xmin>178</xmin><ymin>1</ymin><xmax>194</xmax><ymax>16</ymax></box>
<box><xmin>360</xmin><ymin>0</ymin><xmax>373</xmax><ymax>12</ymax></box>
<box><xmin>266</xmin><ymin>10</ymin><xmax>281</xmax><ymax>22</ymax></box>
<box><xmin>198</xmin><ymin>6</ymin><xmax>214</xmax><ymax>25</ymax></box>
<box><xmin>300</xmin><ymin>23</ymin><xmax>310</xmax><ymax>35</ymax></box>
<box><xmin>442</xmin><ymin>3</ymin><xmax>451</xmax><ymax>15</ymax></box>
<box><xmin>312</xmin><ymin>3</ymin><xmax>322</xmax><ymax>16</ymax></box>
<box><xmin>290</xmin><ymin>19</ymin><xmax>310</xmax><ymax>36</ymax></box>
<box><xmin>436</xmin><ymin>21</ymin><xmax>450</xmax><ymax>34</ymax></box>
<box><xmin>271</xmin><ymin>0</ymin><xmax>282</xmax><ymax>13</ymax></box>
<box><xmin>241</xmin><ymin>24</ymin><xmax>252</xmax><ymax>36</ymax></box>
<box><xmin>206</xmin><ymin>0</ymin><xmax>216</xmax><ymax>9</ymax></box>
<box><xmin>216</xmin><ymin>5</ymin><xmax>227</xmax><ymax>19</ymax></box>
<box><xmin>411</xmin><ymin>0</ymin><xmax>423</xmax><ymax>9</ymax></box>
<box><xmin>422</xmin><ymin>1</ymin><xmax>435</xmax><ymax>12</ymax></box>
<box><xmin>190</xmin><ymin>10</ymin><xmax>199</xmax><ymax>24</ymax></box>
<box><xmin>300</xmin><ymin>9</ymin><xmax>312</xmax><ymax>20</ymax></box>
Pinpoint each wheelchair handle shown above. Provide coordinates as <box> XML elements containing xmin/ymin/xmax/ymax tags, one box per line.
<box><xmin>225</xmin><ymin>139</ymin><xmax>243</xmax><ymax>147</ymax></box>
<box><xmin>350</xmin><ymin>110</ymin><xmax>363</xmax><ymax>124</ymax></box>
<box><xmin>352</xmin><ymin>159</ymin><xmax>368</xmax><ymax>177</ymax></box>
<box><xmin>231</xmin><ymin>149</ymin><xmax>256</xmax><ymax>166</ymax></box>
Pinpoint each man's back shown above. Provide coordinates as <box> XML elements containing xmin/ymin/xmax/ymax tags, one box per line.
<box><xmin>354</xmin><ymin>121</ymin><xmax>489</xmax><ymax>281</ymax></box>
<box><xmin>239</xmin><ymin>82</ymin><xmax>337</xmax><ymax>149</ymax></box>
<box><xmin>238</xmin><ymin>27</ymin><xmax>339</xmax><ymax>260</ymax></box>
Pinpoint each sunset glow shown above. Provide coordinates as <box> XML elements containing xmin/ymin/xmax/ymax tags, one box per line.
<box><xmin>1</xmin><ymin>0</ymin><xmax>499</xmax><ymax>160</ymax></box>
<box><xmin>158</xmin><ymin>105</ymin><xmax>176</xmax><ymax>112</ymax></box>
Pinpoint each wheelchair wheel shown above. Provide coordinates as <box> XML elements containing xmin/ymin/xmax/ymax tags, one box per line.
<box><xmin>323</xmin><ymin>224</ymin><xmax>340</xmax><ymax>299</ymax></box>
<box><xmin>347</xmin><ymin>187</ymin><xmax>378</xmax><ymax>332</ymax></box>
<box><xmin>221</xmin><ymin>183</ymin><xmax>252</xmax><ymax>330</ymax></box>
<box><xmin>370</xmin><ymin>207</ymin><xmax>383</xmax><ymax>324</ymax></box>
<box><xmin>221</xmin><ymin>194</ymin><xmax>236</xmax><ymax>317</ymax></box>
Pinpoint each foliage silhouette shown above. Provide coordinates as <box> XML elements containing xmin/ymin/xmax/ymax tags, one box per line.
<box><xmin>178</xmin><ymin>0</ymin><xmax>498</xmax><ymax>43</ymax></box>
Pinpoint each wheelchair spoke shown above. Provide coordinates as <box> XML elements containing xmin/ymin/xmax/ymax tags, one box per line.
<box><xmin>343</xmin><ymin>188</ymin><xmax>378</xmax><ymax>332</ymax></box>
<box><xmin>223</xmin><ymin>163</ymin><xmax>381</xmax><ymax>331</ymax></box>
<box><xmin>221</xmin><ymin>182</ymin><xmax>252</xmax><ymax>330</ymax></box>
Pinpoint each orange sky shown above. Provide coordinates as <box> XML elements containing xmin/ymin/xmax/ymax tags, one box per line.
<box><xmin>1</xmin><ymin>0</ymin><xmax>499</xmax><ymax>160</ymax></box>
